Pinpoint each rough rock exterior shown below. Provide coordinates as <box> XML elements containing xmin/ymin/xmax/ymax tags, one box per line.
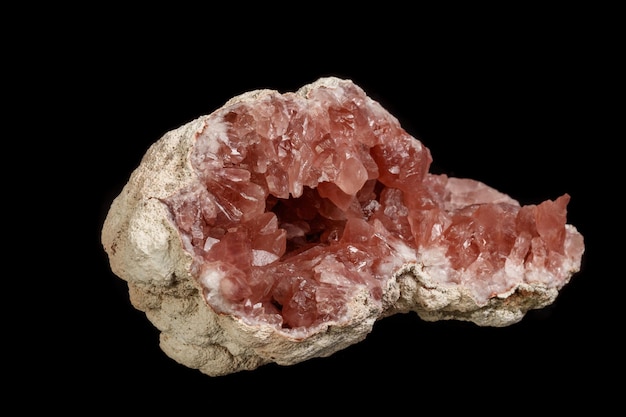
<box><xmin>101</xmin><ymin>77</ymin><xmax>584</xmax><ymax>376</ymax></box>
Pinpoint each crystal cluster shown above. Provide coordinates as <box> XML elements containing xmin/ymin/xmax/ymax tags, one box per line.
<box><xmin>102</xmin><ymin>77</ymin><xmax>584</xmax><ymax>375</ymax></box>
<box><xmin>162</xmin><ymin>78</ymin><xmax>584</xmax><ymax>336</ymax></box>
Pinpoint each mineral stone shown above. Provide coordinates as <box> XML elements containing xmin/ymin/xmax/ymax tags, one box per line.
<box><xmin>101</xmin><ymin>77</ymin><xmax>584</xmax><ymax>376</ymax></box>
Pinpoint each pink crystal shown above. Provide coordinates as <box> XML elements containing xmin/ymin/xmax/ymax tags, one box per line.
<box><xmin>162</xmin><ymin>78</ymin><xmax>584</xmax><ymax>336</ymax></box>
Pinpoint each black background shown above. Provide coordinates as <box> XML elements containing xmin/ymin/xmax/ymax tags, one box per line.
<box><xmin>21</xmin><ymin>5</ymin><xmax>618</xmax><ymax>413</ymax></box>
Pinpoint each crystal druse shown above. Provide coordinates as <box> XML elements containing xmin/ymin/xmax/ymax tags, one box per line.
<box><xmin>102</xmin><ymin>77</ymin><xmax>584</xmax><ymax>376</ymax></box>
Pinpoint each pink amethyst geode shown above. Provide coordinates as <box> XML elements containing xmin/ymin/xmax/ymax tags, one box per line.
<box><xmin>101</xmin><ymin>77</ymin><xmax>584</xmax><ymax>376</ymax></box>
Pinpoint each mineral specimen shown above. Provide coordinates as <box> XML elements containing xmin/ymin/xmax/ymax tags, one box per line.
<box><xmin>101</xmin><ymin>77</ymin><xmax>584</xmax><ymax>376</ymax></box>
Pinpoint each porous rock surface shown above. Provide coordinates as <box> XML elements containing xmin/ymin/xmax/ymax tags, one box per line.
<box><xmin>101</xmin><ymin>77</ymin><xmax>584</xmax><ymax>376</ymax></box>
